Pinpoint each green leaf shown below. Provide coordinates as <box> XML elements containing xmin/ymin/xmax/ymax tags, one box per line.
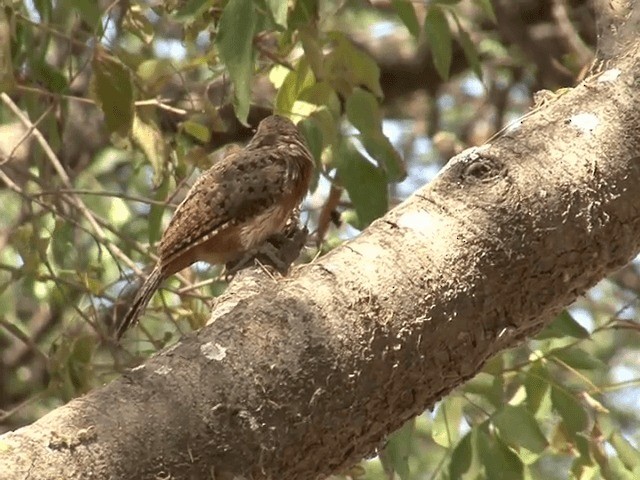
<box><xmin>0</xmin><ymin>7</ymin><xmax>15</xmax><ymax>92</ymax></box>
<box><xmin>289</xmin><ymin>0</ymin><xmax>318</xmax><ymax>29</ymax></box>
<box><xmin>551</xmin><ymin>386</ymin><xmax>588</xmax><ymax>437</ymax></box>
<box><xmin>275</xmin><ymin>58</ymin><xmax>315</xmax><ymax>116</ymax></box>
<box><xmin>610</xmin><ymin>432</ymin><xmax>640</xmax><ymax>470</ymax></box>
<box><xmin>552</xmin><ymin>347</ymin><xmax>606</xmax><ymax>370</ymax></box>
<box><xmin>346</xmin><ymin>88</ymin><xmax>406</xmax><ymax>181</ymax></box>
<box><xmin>33</xmin><ymin>0</ymin><xmax>52</xmax><ymax>22</ymax></box>
<box><xmin>475</xmin><ymin>0</ymin><xmax>497</xmax><ymax>23</ymax></box>
<box><xmin>91</xmin><ymin>47</ymin><xmax>134</xmax><ymax>136</ymax></box>
<box><xmin>537</xmin><ymin>310</ymin><xmax>590</xmax><ymax>339</ymax></box>
<box><xmin>297</xmin><ymin>117</ymin><xmax>323</xmax><ymax>164</ymax></box>
<box><xmin>432</xmin><ymin>397</ymin><xmax>463</xmax><ymax>448</ymax></box>
<box><xmin>424</xmin><ymin>6</ymin><xmax>452</xmax><ymax>80</ymax></box>
<box><xmin>299</xmin><ymin>25</ymin><xmax>324</xmax><ymax>78</ymax></box>
<box><xmin>67</xmin><ymin>0</ymin><xmax>102</xmax><ymax>31</ymax></box>
<box><xmin>124</xmin><ymin>5</ymin><xmax>155</xmax><ymax>44</ymax></box>
<box><xmin>182</xmin><ymin>119</ymin><xmax>211</xmax><ymax>144</ymax></box>
<box><xmin>137</xmin><ymin>59</ymin><xmax>176</xmax><ymax>93</ymax></box>
<box><xmin>336</xmin><ymin>139</ymin><xmax>388</xmax><ymax>228</ymax></box>
<box><xmin>265</xmin><ymin>0</ymin><xmax>288</xmax><ymax>28</ymax></box>
<box><xmin>452</xmin><ymin>13</ymin><xmax>482</xmax><ymax>80</ymax></box>
<box><xmin>346</xmin><ymin>88</ymin><xmax>380</xmax><ymax>134</ymax></box>
<box><xmin>391</xmin><ymin>0</ymin><xmax>420</xmax><ymax>38</ymax></box>
<box><xmin>215</xmin><ymin>0</ymin><xmax>256</xmax><ymax>124</ymax></box>
<box><xmin>477</xmin><ymin>430</ymin><xmax>524</xmax><ymax>480</ymax></box>
<box><xmin>325</xmin><ymin>31</ymin><xmax>382</xmax><ymax>98</ymax></box>
<box><xmin>131</xmin><ymin>110</ymin><xmax>167</xmax><ymax>186</ymax></box>
<box><xmin>360</xmin><ymin>133</ymin><xmax>406</xmax><ymax>182</ymax></box>
<box><xmin>450</xmin><ymin>431</ymin><xmax>480</xmax><ymax>479</ymax></box>
<box><xmin>30</xmin><ymin>58</ymin><xmax>68</xmax><ymax>93</ymax></box>
<box><xmin>463</xmin><ymin>372</ymin><xmax>504</xmax><ymax>408</ymax></box>
<box><xmin>299</xmin><ymin>82</ymin><xmax>341</xmax><ymax>117</ymax></box>
<box><xmin>380</xmin><ymin>419</ymin><xmax>414</xmax><ymax>480</ymax></box>
<box><xmin>493</xmin><ymin>405</ymin><xmax>548</xmax><ymax>454</ymax></box>
<box><xmin>51</xmin><ymin>219</ymin><xmax>75</xmax><ymax>269</ymax></box>
<box><xmin>524</xmin><ymin>361</ymin><xmax>549</xmax><ymax>414</ymax></box>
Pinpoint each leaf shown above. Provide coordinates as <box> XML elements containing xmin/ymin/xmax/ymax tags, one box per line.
<box><xmin>610</xmin><ymin>432</ymin><xmax>640</xmax><ymax>470</ymax></box>
<box><xmin>299</xmin><ymin>25</ymin><xmax>324</xmax><ymax>78</ymax></box>
<box><xmin>297</xmin><ymin>117</ymin><xmax>323</xmax><ymax>164</ymax></box>
<box><xmin>336</xmin><ymin>139</ymin><xmax>388</xmax><ymax>228</ymax></box>
<box><xmin>346</xmin><ymin>88</ymin><xmax>406</xmax><ymax>181</ymax></box>
<box><xmin>124</xmin><ymin>5</ymin><xmax>155</xmax><ymax>44</ymax></box>
<box><xmin>463</xmin><ymin>372</ymin><xmax>503</xmax><ymax>408</ymax></box>
<box><xmin>33</xmin><ymin>0</ymin><xmax>52</xmax><ymax>22</ymax></box>
<box><xmin>451</xmin><ymin>13</ymin><xmax>482</xmax><ymax>80</ymax></box>
<box><xmin>551</xmin><ymin>386</ymin><xmax>588</xmax><ymax>437</ymax></box>
<box><xmin>346</xmin><ymin>88</ymin><xmax>380</xmax><ymax>134</ymax></box>
<box><xmin>51</xmin><ymin>219</ymin><xmax>75</xmax><ymax>269</ymax></box>
<box><xmin>265</xmin><ymin>0</ymin><xmax>288</xmax><ymax>29</ymax></box>
<box><xmin>274</xmin><ymin>58</ymin><xmax>315</xmax><ymax>116</ymax></box>
<box><xmin>0</xmin><ymin>7</ymin><xmax>15</xmax><ymax>92</ymax></box>
<box><xmin>325</xmin><ymin>32</ymin><xmax>382</xmax><ymax>98</ymax></box>
<box><xmin>432</xmin><ymin>397</ymin><xmax>463</xmax><ymax>448</ymax></box>
<box><xmin>475</xmin><ymin>0</ymin><xmax>497</xmax><ymax>23</ymax></box>
<box><xmin>68</xmin><ymin>0</ymin><xmax>102</xmax><ymax>31</ymax></box>
<box><xmin>30</xmin><ymin>58</ymin><xmax>68</xmax><ymax>93</ymax></box>
<box><xmin>289</xmin><ymin>0</ymin><xmax>318</xmax><ymax>29</ymax></box>
<box><xmin>477</xmin><ymin>429</ymin><xmax>524</xmax><ymax>480</ymax></box>
<box><xmin>215</xmin><ymin>0</ymin><xmax>257</xmax><ymax>124</ymax></box>
<box><xmin>380</xmin><ymin>419</ymin><xmax>414</xmax><ymax>480</ymax></box>
<box><xmin>524</xmin><ymin>361</ymin><xmax>549</xmax><ymax>414</ymax></box>
<box><xmin>131</xmin><ymin>110</ymin><xmax>167</xmax><ymax>186</ymax></box>
<box><xmin>182</xmin><ymin>119</ymin><xmax>211</xmax><ymax>143</ymax></box>
<box><xmin>424</xmin><ymin>6</ymin><xmax>452</xmax><ymax>80</ymax></box>
<box><xmin>137</xmin><ymin>59</ymin><xmax>176</xmax><ymax>93</ymax></box>
<box><xmin>450</xmin><ymin>431</ymin><xmax>479</xmax><ymax>479</ymax></box>
<box><xmin>493</xmin><ymin>405</ymin><xmax>548</xmax><ymax>454</ymax></box>
<box><xmin>537</xmin><ymin>310</ymin><xmax>590</xmax><ymax>339</ymax></box>
<box><xmin>391</xmin><ymin>0</ymin><xmax>420</xmax><ymax>38</ymax></box>
<box><xmin>299</xmin><ymin>82</ymin><xmax>341</xmax><ymax>117</ymax></box>
<box><xmin>91</xmin><ymin>46</ymin><xmax>134</xmax><ymax>136</ymax></box>
<box><xmin>552</xmin><ymin>347</ymin><xmax>606</xmax><ymax>370</ymax></box>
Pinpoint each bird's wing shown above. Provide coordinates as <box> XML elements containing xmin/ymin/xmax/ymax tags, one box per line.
<box><xmin>158</xmin><ymin>149</ymin><xmax>290</xmax><ymax>267</ymax></box>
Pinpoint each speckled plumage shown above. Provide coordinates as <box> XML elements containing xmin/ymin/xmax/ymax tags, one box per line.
<box><xmin>117</xmin><ymin>115</ymin><xmax>314</xmax><ymax>339</ymax></box>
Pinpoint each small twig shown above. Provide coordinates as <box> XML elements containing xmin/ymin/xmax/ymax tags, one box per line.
<box><xmin>15</xmin><ymin>13</ymin><xmax>91</xmax><ymax>50</ymax></box>
<box><xmin>34</xmin><ymin>188</ymin><xmax>177</xmax><ymax>208</ymax></box>
<box><xmin>0</xmin><ymin>92</ymin><xmax>142</xmax><ymax>276</ymax></box>
<box><xmin>1</xmin><ymin>104</ymin><xmax>54</xmax><ymax>165</ymax></box>
<box><xmin>134</xmin><ymin>99</ymin><xmax>188</xmax><ymax>115</ymax></box>
<box><xmin>16</xmin><ymin>85</ymin><xmax>189</xmax><ymax>115</ymax></box>
<box><xmin>0</xmin><ymin>316</ymin><xmax>49</xmax><ymax>366</ymax></box>
<box><xmin>316</xmin><ymin>182</ymin><xmax>343</xmax><ymax>245</ymax></box>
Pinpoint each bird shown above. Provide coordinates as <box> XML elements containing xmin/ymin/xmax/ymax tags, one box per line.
<box><xmin>116</xmin><ymin>115</ymin><xmax>314</xmax><ymax>339</ymax></box>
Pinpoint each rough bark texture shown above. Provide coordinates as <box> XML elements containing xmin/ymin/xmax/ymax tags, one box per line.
<box><xmin>2</xmin><ymin>5</ymin><xmax>640</xmax><ymax>480</ymax></box>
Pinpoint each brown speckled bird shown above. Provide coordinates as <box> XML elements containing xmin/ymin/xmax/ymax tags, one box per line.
<box><xmin>117</xmin><ymin>115</ymin><xmax>314</xmax><ymax>339</ymax></box>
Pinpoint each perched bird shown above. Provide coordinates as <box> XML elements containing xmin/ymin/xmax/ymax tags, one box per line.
<box><xmin>117</xmin><ymin>115</ymin><xmax>314</xmax><ymax>339</ymax></box>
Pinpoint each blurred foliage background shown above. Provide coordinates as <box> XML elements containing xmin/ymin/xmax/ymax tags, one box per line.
<box><xmin>1</xmin><ymin>0</ymin><xmax>639</xmax><ymax>478</ymax></box>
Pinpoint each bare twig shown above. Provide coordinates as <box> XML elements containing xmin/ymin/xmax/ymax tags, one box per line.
<box><xmin>0</xmin><ymin>92</ymin><xmax>142</xmax><ymax>276</ymax></box>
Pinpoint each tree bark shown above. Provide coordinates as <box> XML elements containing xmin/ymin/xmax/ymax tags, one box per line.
<box><xmin>2</xmin><ymin>5</ymin><xmax>640</xmax><ymax>480</ymax></box>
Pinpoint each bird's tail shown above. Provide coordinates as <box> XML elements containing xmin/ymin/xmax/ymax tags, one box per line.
<box><xmin>117</xmin><ymin>266</ymin><xmax>164</xmax><ymax>339</ymax></box>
